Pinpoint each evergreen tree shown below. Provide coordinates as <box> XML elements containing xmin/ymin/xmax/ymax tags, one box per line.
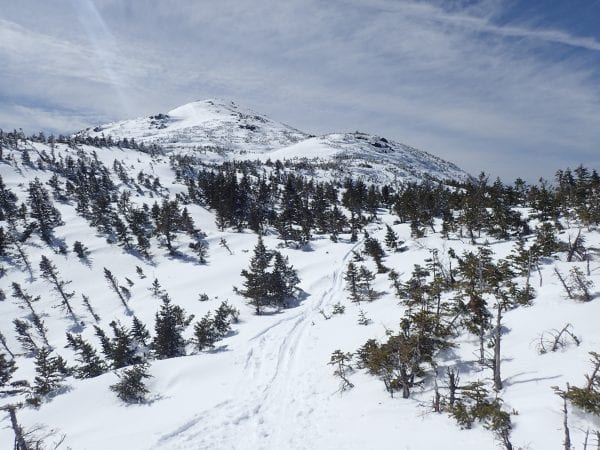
<box><xmin>0</xmin><ymin>353</ymin><xmax>17</xmax><ymax>387</ymax></box>
<box><xmin>384</xmin><ymin>224</ymin><xmax>399</xmax><ymax>251</ymax></box>
<box><xmin>151</xmin><ymin>295</ymin><xmax>193</xmax><ymax>359</ymax></box>
<box><xmin>104</xmin><ymin>267</ymin><xmax>130</xmax><ymax>312</ymax></box>
<box><xmin>193</xmin><ymin>313</ymin><xmax>218</xmax><ymax>351</ymax></box>
<box><xmin>131</xmin><ymin>316</ymin><xmax>151</xmax><ymax>347</ymax></box>
<box><xmin>239</xmin><ymin>236</ymin><xmax>272</xmax><ymax>315</ymax></box>
<box><xmin>13</xmin><ymin>318</ymin><xmax>40</xmax><ymax>355</ymax></box>
<box><xmin>82</xmin><ymin>294</ymin><xmax>101</xmax><ymax>322</ymax></box>
<box><xmin>344</xmin><ymin>261</ymin><xmax>362</xmax><ymax>303</ymax></box>
<box><xmin>364</xmin><ymin>237</ymin><xmax>387</xmax><ymax>273</ymax></box>
<box><xmin>110</xmin><ymin>363</ymin><xmax>152</xmax><ymax>403</ymax></box>
<box><xmin>27</xmin><ymin>178</ymin><xmax>62</xmax><ymax>243</ymax></box>
<box><xmin>153</xmin><ymin>199</ymin><xmax>183</xmax><ymax>254</ymax></box>
<box><xmin>269</xmin><ymin>251</ymin><xmax>300</xmax><ymax>307</ymax></box>
<box><xmin>73</xmin><ymin>240</ymin><xmax>89</xmax><ymax>259</ymax></box>
<box><xmin>31</xmin><ymin>347</ymin><xmax>67</xmax><ymax>401</ymax></box>
<box><xmin>39</xmin><ymin>255</ymin><xmax>76</xmax><ymax>322</ymax></box>
<box><xmin>94</xmin><ymin>321</ymin><xmax>141</xmax><ymax>369</ymax></box>
<box><xmin>65</xmin><ymin>333</ymin><xmax>107</xmax><ymax>378</ymax></box>
<box><xmin>358</xmin><ymin>265</ymin><xmax>376</xmax><ymax>301</ymax></box>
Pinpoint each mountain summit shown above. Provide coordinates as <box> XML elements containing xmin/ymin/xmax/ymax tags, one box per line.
<box><xmin>85</xmin><ymin>99</ymin><xmax>307</xmax><ymax>153</ymax></box>
<box><xmin>82</xmin><ymin>99</ymin><xmax>470</xmax><ymax>184</ymax></box>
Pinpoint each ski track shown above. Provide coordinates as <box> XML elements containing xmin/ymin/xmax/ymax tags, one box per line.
<box><xmin>153</xmin><ymin>240</ymin><xmax>363</xmax><ymax>449</ymax></box>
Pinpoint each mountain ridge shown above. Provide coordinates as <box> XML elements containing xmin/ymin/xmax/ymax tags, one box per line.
<box><xmin>80</xmin><ymin>99</ymin><xmax>471</xmax><ymax>184</ymax></box>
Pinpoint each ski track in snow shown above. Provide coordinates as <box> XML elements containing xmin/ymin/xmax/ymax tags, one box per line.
<box><xmin>153</xmin><ymin>240</ymin><xmax>363</xmax><ymax>449</ymax></box>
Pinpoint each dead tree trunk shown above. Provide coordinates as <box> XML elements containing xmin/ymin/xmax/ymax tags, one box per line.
<box><xmin>555</xmin><ymin>268</ymin><xmax>573</xmax><ymax>299</ymax></box>
<box><xmin>493</xmin><ymin>301</ymin><xmax>503</xmax><ymax>391</ymax></box>
<box><xmin>1</xmin><ymin>405</ymin><xmax>29</xmax><ymax>450</ymax></box>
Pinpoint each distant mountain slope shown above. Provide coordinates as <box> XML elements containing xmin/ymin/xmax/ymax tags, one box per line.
<box><xmin>81</xmin><ymin>99</ymin><xmax>471</xmax><ymax>184</ymax></box>
<box><xmin>83</xmin><ymin>99</ymin><xmax>307</xmax><ymax>153</ymax></box>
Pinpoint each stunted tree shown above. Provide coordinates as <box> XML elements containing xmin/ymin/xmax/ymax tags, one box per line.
<box><xmin>110</xmin><ymin>363</ymin><xmax>152</xmax><ymax>403</ymax></box>
<box><xmin>104</xmin><ymin>268</ymin><xmax>130</xmax><ymax>312</ymax></box>
<box><xmin>344</xmin><ymin>261</ymin><xmax>361</xmax><ymax>303</ymax></box>
<box><xmin>11</xmin><ymin>282</ymin><xmax>50</xmax><ymax>348</ymax></box>
<box><xmin>0</xmin><ymin>353</ymin><xmax>17</xmax><ymax>388</ymax></box>
<box><xmin>239</xmin><ymin>236</ymin><xmax>272</xmax><ymax>315</ymax></box>
<box><xmin>94</xmin><ymin>321</ymin><xmax>142</xmax><ymax>369</ymax></box>
<box><xmin>30</xmin><ymin>347</ymin><xmax>68</xmax><ymax>405</ymax></box>
<box><xmin>65</xmin><ymin>333</ymin><xmax>106</xmax><ymax>379</ymax></box>
<box><xmin>153</xmin><ymin>199</ymin><xmax>183</xmax><ymax>254</ymax></box>
<box><xmin>39</xmin><ymin>256</ymin><xmax>76</xmax><ymax>323</ymax></box>
<box><xmin>384</xmin><ymin>224</ymin><xmax>399</xmax><ymax>251</ymax></box>
<box><xmin>193</xmin><ymin>313</ymin><xmax>219</xmax><ymax>351</ymax></box>
<box><xmin>152</xmin><ymin>295</ymin><xmax>193</xmax><ymax>359</ymax></box>
<box><xmin>27</xmin><ymin>178</ymin><xmax>62</xmax><ymax>243</ymax></box>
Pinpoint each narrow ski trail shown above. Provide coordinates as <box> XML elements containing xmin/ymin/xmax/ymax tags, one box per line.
<box><xmin>153</xmin><ymin>240</ymin><xmax>362</xmax><ymax>449</ymax></box>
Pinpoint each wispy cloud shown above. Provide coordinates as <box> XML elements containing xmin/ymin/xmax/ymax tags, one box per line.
<box><xmin>0</xmin><ymin>0</ymin><xmax>599</xmax><ymax>181</ymax></box>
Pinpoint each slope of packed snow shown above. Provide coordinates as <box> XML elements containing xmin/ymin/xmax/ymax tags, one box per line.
<box><xmin>81</xmin><ymin>99</ymin><xmax>471</xmax><ymax>184</ymax></box>
<box><xmin>1</xmin><ymin>138</ymin><xmax>599</xmax><ymax>450</ymax></box>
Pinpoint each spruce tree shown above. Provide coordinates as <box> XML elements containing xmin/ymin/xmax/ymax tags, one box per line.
<box><xmin>65</xmin><ymin>333</ymin><xmax>107</xmax><ymax>379</ymax></box>
<box><xmin>153</xmin><ymin>199</ymin><xmax>182</xmax><ymax>254</ymax></box>
<box><xmin>104</xmin><ymin>268</ymin><xmax>130</xmax><ymax>312</ymax></box>
<box><xmin>13</xmin><ymin>319</ymin><xmax>40</xmax><ymax>355</ymax></box>
<box><xmin>193</xmin><ymin>313</ymin><xmax>218</xmax><ymax>351</ymax></box>
<box><xmin>110</xmin><ymin>363</ymin><xmax>152</xmax><ymax>403</ymax></box>
<box><xmin>27</xmin><ymin>178</ymin><xmax>62</xmax><ymax>243</ymax></box>
<box><xmin>39</xmin><ymin>255</ymin><xmax>77</xmax><ymax>322</ymax></box>
<box><xmin>31</xmin><ymin>347</ymin><xmax>67</xmax><ymax>401</ymax></box>
<box><xmin>239</xmin><ymin>236</ymin><xmax>272</xmax><ymax>314</ymax></box>
<box><xmin>73</xmin><ymin>240</ymin><xmax>89</xmax><ymax>259</ymax></box>
<box><xmin>0</xmin><ymin>353</ymin><xmax>17</xmax><ymax>387</ymax></box>
<box><xmin>269</xmin><ymin>251</ymin><xmax>300</xmax><ymax>307</ymax></box>
<box><xmin>94</xmin><ymin>321</ymin><xmax>141</xmax><ymax>369</ymax></box>
<box><xmin>151</xmin><ymin>295</ymin><xmax>193</xmax><ymax>359</ymax></box>
<box><xmin>384</xmin><ymin>224</ymin><xmax>398</xmax><ymax>251</ymax></box>
<box><xmin>344</xmin><ymin>262</ymin><xmax>361</xmax><ymax>303</ymax></box>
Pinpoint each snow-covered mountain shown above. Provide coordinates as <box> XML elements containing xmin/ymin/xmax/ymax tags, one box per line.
<box><xmin>81</xmin><ymin>99</ymin><xmax>470</xmax><ymax>184</ymax></box>
<box><xmin>1</xmin><ymin>110</ymin><xmax>599</xmax><ymax>450</ymax></box>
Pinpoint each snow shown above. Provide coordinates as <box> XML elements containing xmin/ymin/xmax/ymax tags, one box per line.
<box><xmin>1</xmin><ymin>112</ymin><xmax>599</xmax><ymax>449</ymax></box>
<box><xmin>81</xmin><ymin>99</ymin><xmax>471</xmax><ymax>184</ymax></box>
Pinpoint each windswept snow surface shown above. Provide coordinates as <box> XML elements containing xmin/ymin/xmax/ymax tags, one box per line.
<box><xmin>82</xmin><ymin>99</ymin><xmax>470</xmax><ymax>184</ymax></box>
<box><xmin>84</xmin><ymin>99</ymin><xmax>307</xmax><ymax>154</ymax></box>
<box><xmin>1</xmin><ymin>137</ymin><xmax>599</xmax><ymax>450</ymax></box>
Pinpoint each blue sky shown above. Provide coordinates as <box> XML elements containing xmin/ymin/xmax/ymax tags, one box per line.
<box><xmin>1</xmin><ymin>0</ymin><xmax>599</xmax><ymax>181</ymax></box>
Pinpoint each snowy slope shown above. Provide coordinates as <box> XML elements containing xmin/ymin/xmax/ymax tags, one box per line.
<box><xmin>1</xmin><ymin>132</ymin><xmax>599</xmax><ymax>450</ymax></box>
<box><xmin>81</xmin><ymin>99</ymin><xmax>471</xmax><ymax>184</ymax></box>
<box><xmin>83</xmin><ymin>99</ymin><xmax>307</xmax><ymax>154</ymax></box>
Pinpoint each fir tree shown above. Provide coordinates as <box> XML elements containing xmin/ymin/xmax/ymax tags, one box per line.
<box><xmin>110</xmin><ymin>363</ymin><xmax>152</xmax><ymax>403</ymax></box>
<box><xmin>81</xmin><ymin>294</ymin><xmax>101</xmax><ymax>323</ymax></box>
<box><xmin>27</xmin><ymin>178</ymin><xmax>62</xmax><ymax>243</ymax></box>
<box><xmin>65</xmin><ymin>333</ymin><xmax>107</xmax><ymax>379</ymax></box>
<box><xmin>193</xmin><ymin>313</ymin><xmax>218</xmax><ymax>351</ymax></box>
<box><xmin>104</xmin><ymin>267</ymin><xmax>130</xmax><ymax>312</ymax></box>
<box><xmin>151</xmin><ymin>295</ymin><xmax>193</xmax><ymax>359</ymax></box>
<box><xmin>13</xmin><ymin>318</ymin><xmax>40</xmax><ymax>355</ymax></box>
<box><xmin>153</xmin><ymin>199</ymin><xmax>183</xmax><ymax>254</ymax></box>
<box><xmin>239</xmin><ymin>236</ymin><xmax>272</xmax><ymax>315</ymax></box>
<box><xmin>72</xmin><ymin>240</ymin><xmax>89</xmax><ymax>259</ymax></box>
<box><xmin>344</xmin><ymin>262</ymin><xmax>361</xmax><ymax>303</ymax></box>
<box><xmin>269</xmin><ymin>251</ymin><xmax>300</xmax><ymax>307</ymax></box>
<box><xmin>0</xmin><ymin>353</ymin><xmax>17</xmax><ymax>387</ymax></box>
<box><xmin>39</xmin><ymin>255</ymin><xmax>77</xmax><ymax>322</ymax></box>
<box><xmin>94</xmin><ymin>321</ymin><xmax>141</xmax><ymax>369</ymax></box>
<box><xmin>30</xmin><ymin>347</ymin><xmax>67</xmax><ymax>402</ymax></box>
<box><xmin>384</xmin><ymin>224</ymin><xmax>399</xmax><ymax>251</ymax></box>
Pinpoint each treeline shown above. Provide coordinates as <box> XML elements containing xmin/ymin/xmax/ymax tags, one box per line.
<box><xmin>0</xmin><ymin>149</ymin><xmax>207</xmax><ymax>261</ymax></box>
<box><xmin>0</xmin><ymin>128</ymin><xmax>162</xmax><ymax>154</ymax></box>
